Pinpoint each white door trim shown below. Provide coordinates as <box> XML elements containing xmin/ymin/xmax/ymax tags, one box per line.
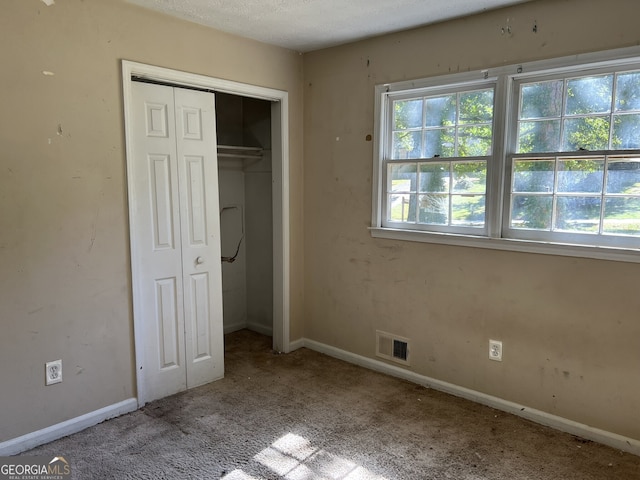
<box><xmin>122</xmin><ymin>60</ymin><xmax>291</xmax><ymax>406</ymax></box>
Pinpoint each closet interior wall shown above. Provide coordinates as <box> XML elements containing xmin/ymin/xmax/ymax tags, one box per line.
<box><xmin>216</xmin><ymin>93</ymin><xmax>274</xmax><ymax>337</ymax></box>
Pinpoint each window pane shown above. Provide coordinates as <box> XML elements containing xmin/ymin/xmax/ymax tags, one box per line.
<box><xmin>425</xmin><ymin>128</ymin><xmax>455</xmax><ymax>158</ymax></box>
<box><xmin>419</xmin><ymin>163</ymin><xmax>449</xmax><ymax>192</ymax></box>
<box><xmin>562</xmin><ymin>117</ymin><xmax>610</xmax><ymax>151</ymax></box>
<box><xmin>392</xmin><ymin>131</ymin><xmax>422</xmax><ymax>158</ymax></box>
<box><xmin>459</xmin><ymin>89</ymin><xmax>493</xmax><ymax>125</ymax></box>
<box><xmin>452</xmin><ymin>161</ymin><xmax>486</xmax><ymax>194</ymax></box>
<box><xmin>388</xmin><ymin>163</ymin><xmax>417</xmax><ymax>192</ymax></box>
<box><xmin>394</xmin><ymin>99</ymin><xmax>423</xmax><ymax>129</ymax></box>
<box><xmin>418</xmin><ymin>194</ymin><xmax>449</xmax><ymax>224</ymax></box>
<box><xmin>615</xmin><ymin>71</ymin><xmax>640</xmax><ymax>112</ymax></box>
<box><xmin>458</xmin><ymin>125</ymin><xmax>492</xmax><ymax>156</ymax></box>
<box><xmin>612</xmin><ymin>114</ymin><xmax>640</xmax><ymax>149</ymax></box>
<box><xmin>556</xmin><ymin>196</ymin><xmax>601</xmax><ymax>233</ymax></box>
<box><xmin>565</xmin><ymin>75</ymin><xmax>613</xmax><ymax>115</ymax></box>
<box><xmin>606</xmin><ymin>159</ymin><xmax>640</xmax><ymax>194</ymax></box>
<box><xmin>557</xmin><ymin>158</ymin><xmax>604</xmax><ymax>193</ymax></box>
<box><xmin>520</xmin><ymin>80</ymin><xmax>563</xmax><ymax>119</ymax></box>
<box><xmin>452</xmin><ymin>195</ymin><xmax>485</xmax><ymax>226</ymax></box>
<box><xmin>517</xmin><ymin>120</ymin><xmax>560</xmax><ymax>153</ymax></box>
<box><xmin>603</xmin><ymin>197</ymin><xmax>640</xmax><ymax>236</ymax></box>
<box><xmin>388</xmin><ymin>194</ymin><xmax>416</xmax><ymax>222</ymax></box>
<box><xmin>511</xmin><ymin>195</ymin><xmax>553</xmax><ymax>230</ymax></box>
<box><xmin>513</xmin><ymin>160</ymin><xmax>555</xmax><ymax>193</ymax></box>
<box><xmin>425</xmin><ymin>95</ymin><xmax>456</xmax><ymax>127</ymax></box>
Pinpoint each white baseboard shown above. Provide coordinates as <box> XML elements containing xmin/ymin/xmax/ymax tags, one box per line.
<box><xmin>225</xmin><ymin>322</ymin><xmax>273</xmax><ymax>337</ymax></box>
<box><xmin>246</xmin><ymin>321</ymin><xmax>273</xmax><ymax>337</ymax></box>
<box><xmin>0</xmin><ymin>398</ymin><xmax>138</xmax><ymax>456</ymax></box>
<box><xmin>224</xmin><ymin>322</ymin><xmax>247</xmax><ymax>335</ymax></box>
<box><xmin>301</xmin><ymin>338</ymin><xmax>640</xmax><ymax>457</ymax></box>
<box><xmin>288</xmin><ymin>337</ymin><xmax>305</xmax><ymax>351</ymax></box>
<box><xmin>4</xmin><ymin>343</ymin><xmax>637</xmax><ymax>458</ymax></box>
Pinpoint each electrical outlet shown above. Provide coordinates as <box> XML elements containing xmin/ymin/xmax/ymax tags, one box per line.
<box><xmin>46</xmin><ymin>359</ymin><xmax>62</xmax><ymax>385</ymax></box>
<box><xmin>489</xmin><ymin>340</ymin><xmax>503</xmax><ymax>361</ymax></box>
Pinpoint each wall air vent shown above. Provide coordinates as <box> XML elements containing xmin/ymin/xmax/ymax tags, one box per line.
<box><xmin>376</xmin><ymin>330</ymin><xmax>410</xmax><ymax>365</ymax></box>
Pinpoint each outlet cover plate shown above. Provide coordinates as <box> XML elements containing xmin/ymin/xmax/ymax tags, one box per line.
<box><xmin>46</xmin><ymin>359</ymin><xmax>62</xmax><ymax>385</ymax></box>
<box><xmin>489</xmin><ymin>340</ymin><xmax>503</xmax><ymax>361</ymax></box>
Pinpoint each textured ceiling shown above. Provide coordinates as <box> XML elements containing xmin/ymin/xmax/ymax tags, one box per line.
<box><xmin>125</xmin><ymin>0</ymin><xmax>532</xmax><ymax>52</ymax></box>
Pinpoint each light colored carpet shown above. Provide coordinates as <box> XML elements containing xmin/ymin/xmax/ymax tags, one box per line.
<box><xmin>24</xmin><ymin>330</ymin><xmax>640</xmax><ymax>479</ymax></box>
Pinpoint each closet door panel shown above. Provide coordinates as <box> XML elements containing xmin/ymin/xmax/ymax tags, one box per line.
<box><xmin>174</xmin><ymin>87</ymin><xmax>225</xmax><ymax>389</ymax></box>
<box><xmin>185</xmin><ymin>155</ymin><xmax>207</xmax><ymax>246</ymax></box>
<box><xmin>131</xmin><ymin>82</ymin><xmax>187</xmax><ymax>402</ymax></box>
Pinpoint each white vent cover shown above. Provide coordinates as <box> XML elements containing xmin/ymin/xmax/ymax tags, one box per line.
<box><xmin>376</xmin><ymin>330</ymin><xmax>410</xmax><ymax>365</ymax></box>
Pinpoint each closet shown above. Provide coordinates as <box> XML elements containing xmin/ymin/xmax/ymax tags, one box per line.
<box><xmin>124</xmin><ymin>61</ymin><xmax>289</xmax><ymax>406</ymax></box>
<box><xmin>128</xmin><ymin>81</ymin><xmax>224</xmax><ymax>403</ymax></box>
<box><xmin>216</xmin><ymin>93</ymin><xmax>274</xmax><ymax>338</ymax></box>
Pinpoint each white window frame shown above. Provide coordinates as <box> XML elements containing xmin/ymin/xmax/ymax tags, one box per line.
<box><xmin>383</xmin><ymin>81</ymin><xmax>496</xmax><ymax>236</ymax></box>
<box><xmin>371</xmin><ymin>46</ymin><xmax>640</xmax><ymax>263</ymax></box>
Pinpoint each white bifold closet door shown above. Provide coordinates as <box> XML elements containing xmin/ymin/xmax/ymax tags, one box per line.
<box><xmin>130</xmin><ymin>81</ymin><xmax>224</xmax><ymax>403</ymax></box>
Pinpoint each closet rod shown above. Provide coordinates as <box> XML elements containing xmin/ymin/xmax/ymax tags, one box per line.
<box><xmin>218</xmin><ymin>144</ymin><xmax>263</xmax><ymax>152</ymax></box>
<box><xmin>218</xmin><ymin>153</ymin><xmax>262</xmax><ymax>159</ymax></box>
<box><xmin>217</xmin><ymin>144</ymin><xmax>263</xmax><ymax>160</ymax></box>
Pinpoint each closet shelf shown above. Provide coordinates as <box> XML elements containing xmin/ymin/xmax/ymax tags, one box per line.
<box><xmin>217</xmin><ymin>144</ymin><xmax>263</xmax><ymax>159</ymax></box>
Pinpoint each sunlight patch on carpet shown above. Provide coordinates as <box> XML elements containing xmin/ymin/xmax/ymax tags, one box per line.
<box><xmin>222</xmin><ymin>433</ymin><xmax>388</xmax><ymax>480</ymax></box>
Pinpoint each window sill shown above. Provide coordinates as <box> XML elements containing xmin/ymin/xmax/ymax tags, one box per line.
<box><xmin>369</xmin><ymin>227</ymin><xmax>640</xmax><ymax>263</ymax></box>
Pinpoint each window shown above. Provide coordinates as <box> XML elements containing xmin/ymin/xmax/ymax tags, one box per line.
<box><xmin>372</xmin><ymin>47</ymin><xmax>640</xmax><ymax>261</ymax></box>
<box><xmin>508</xmin><ymin>72</ymin><xmax>640</xmax><ymax>247</ymax></box>
<box><xmin>387</xmin><ymin>87</ymin><xmax>492</xmax><ymax>234</ymax></box>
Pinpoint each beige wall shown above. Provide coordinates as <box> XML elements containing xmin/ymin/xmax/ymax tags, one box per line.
<box><xmin>303</xmin><ymin>0</ymin><xmax>640</xmax><ymax>441</ymax></box>
<box><xmin>3</xmin><ymin>0</ymin><xmax>639</xmax><ymax>449</ymax></box>
<box><xmin>0</xmin><ymin>0</ymin><xmax>303</xmax><ymax>442</ymax></box>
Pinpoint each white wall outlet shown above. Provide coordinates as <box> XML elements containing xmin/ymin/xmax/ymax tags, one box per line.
<box><xmin>45</xmin><ymin>359</ymin><xmax>62</xmax><ymax>385</ymax></box>
<box><xmin>489</xmin><ymin>340</ymin><xmax>503</xmax><ymax>361</ymax></box>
